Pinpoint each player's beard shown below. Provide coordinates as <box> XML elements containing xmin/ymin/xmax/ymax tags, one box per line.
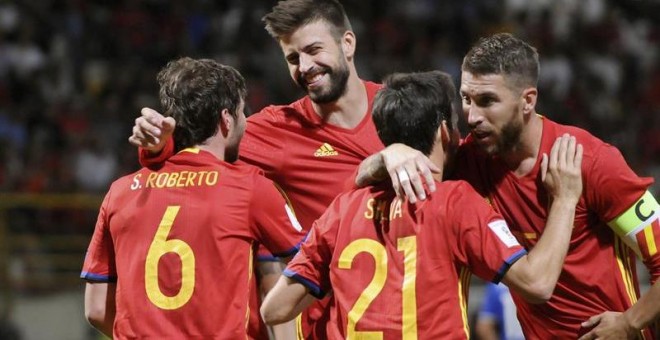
<box><xmin>491</xmin><ymin>117</ymin><xmax>523</xmax><ymax>156</ymax></box>
<box><xmin>297</xmin><ymin>58</ymin><xmax>350</xmax><ymax>104</ymax></box>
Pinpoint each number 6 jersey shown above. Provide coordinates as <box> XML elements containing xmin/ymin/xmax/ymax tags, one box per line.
<box><xmin>81</xmin><ymin>148</ymin><xmax>306</xmax><ymax>339</ymax></box>
<box><xmin>284</xmin><ymin>180</ymin><xmax>526</xmax><ymax>339</ymax></box>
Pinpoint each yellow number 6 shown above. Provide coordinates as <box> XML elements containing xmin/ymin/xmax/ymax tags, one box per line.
<box><xmin>145</xmin><ymin>206</ymin><xmax>196</xmax><ymax>310</ymax></box>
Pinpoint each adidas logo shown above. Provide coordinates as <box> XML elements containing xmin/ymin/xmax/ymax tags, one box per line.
<box><xmin>314</xmin><ymin>143</ymin><xmax>339</xmax><ymax>157</ymax></box>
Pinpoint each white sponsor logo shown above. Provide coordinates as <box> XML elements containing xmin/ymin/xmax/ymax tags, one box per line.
<box><xmin>285</xmin><ymin>204</ymin><xmax>303</xmax><ymax>232</ymax></box>
<box><xmin>488</xmin><ymin>219</ymin><xmax>520</xmax><ymax>247</ymax></box>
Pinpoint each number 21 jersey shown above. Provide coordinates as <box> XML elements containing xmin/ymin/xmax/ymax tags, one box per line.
<box><xmin>285</xmin><ymin>181</ymin><xmax>526</xmax><ymax>339</ymax></box>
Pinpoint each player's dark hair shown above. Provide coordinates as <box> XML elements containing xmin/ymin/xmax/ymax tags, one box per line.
<box><xmin>157</xmin><ymin>57</ymin><xmax>246</xmax><ymax>151</ymax></box>
<box><xmin>262</xmin><ymin>0</ymin><xmax>352</xmax><ymax>42</ymax></box>
<box><xmin>372</xmin><ymin>71</ymin><xmax>456</xmax><ymax>156</ymax></box>
<box><xmin>462</xmin><ymin>33</ymin><xmax>539</xmax><ymax>90</ymax></box>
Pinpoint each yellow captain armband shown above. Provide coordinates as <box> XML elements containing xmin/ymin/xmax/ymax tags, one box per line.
<box><xmin>608</xmin><ymin>191</ymin><xmax>659</xmax><ymax>257</ymax></box>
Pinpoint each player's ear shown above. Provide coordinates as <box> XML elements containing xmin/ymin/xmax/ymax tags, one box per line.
<box><xmin>219</xmin><ymin>108</ymin><xmax>232</xmax><ymax>137</ymax></box>
<box><xmin>342</xmin><ymin>30</ymin><xmax>356</xmax><ymax>60</ymax></box>
<box><xmin>439</xmin><ymin>120</ymin><xmax>450</xmax><ymax>150</ymax></box>
<box><xmin>521</xmin><ymin>87</ymin><xmax>538</xmax><ymax>116</ymax></box>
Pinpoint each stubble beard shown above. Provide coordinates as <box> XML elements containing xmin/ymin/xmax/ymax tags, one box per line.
<box><xmin>485</xmin><ymin>118</ymin><xmax>523</xmax><ymax>157</ymax></box>
<box><xmin>297</xmin><ymin>60</ymin><xmax>350</xmax><ymax>104</ymax></box>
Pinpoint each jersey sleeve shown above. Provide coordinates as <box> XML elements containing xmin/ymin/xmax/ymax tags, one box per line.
<box><xmin>239</xmin><ymin>109</ymin><xmax>285</xmax><ymax>177</ymax></box>
<box><xmin>586</xmin><ymin>144</ymin><xmax>659</xmax><ymax>282</ymax></box>
<box><xmin>138</xmin><ymin>136</ymin><xmax>175</xmax><ymax>168</ymax></box>
<box><xmin>283</xmin><ymin>199</ymin><xmax>341</xmax><ymax>299</ymax></box>
<box><xmin>249</xmin><ymin>175</ymin><xmax>306</xmax><ymax>258</ymax></box>
<box><xmin>80</xmin><ymin>192</ymin><xmax>117</xmax><ymax>282</ymax></box>
<box><xmin>449</xmin><ymin>181</ymin><xmax>527</xmax><ymax>283</ymax></box>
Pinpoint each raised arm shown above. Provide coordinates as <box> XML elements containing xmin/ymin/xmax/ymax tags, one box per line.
<box><xmin>128</xmin><ymin>107</ymin><xmax>176</xmax><ymax>154</ymax></box>
<box><xmin>356</xmin><ymin>143</ymin><xmax>441</xmax><ymax>203</ymax></box>
<box><xmin>503</xmin><ymin>134</ymin><xmax>583</xmax><ymax>303</ymax></box>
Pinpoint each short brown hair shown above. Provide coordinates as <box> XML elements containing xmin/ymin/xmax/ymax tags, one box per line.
<box><xmin>157</xmin><ymin>57</ymin><xmax>246</xmax><ymax>151</ymax></box>
<box><xmin>462</xmin><ymin>33</ymin><xmax>539</xmax><ymax>90</ymax></box>
<box><xmin>262</xmin><ymin>0</ymin><xmax>352</xmax><ymax>41</ymax></box>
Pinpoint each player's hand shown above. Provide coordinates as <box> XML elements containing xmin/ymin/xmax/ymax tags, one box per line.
<box><xmin>578</xmin><ymin>312</ymin><xmax>638</xmax><ymax>340</ymax></box>
<box><xmin>380</xmin><ymin>143</ymin><xmax>441</xmax><ymax>204</ymax></box>
<box><xmin>541</xmin><ymin>134</ymin><xmax>583</xmax><ymax>206</ymax></box>
<box><xmin>127</xmin><ymin>107</ymin><xmax>176</xmax><ymax>154</ymax></box>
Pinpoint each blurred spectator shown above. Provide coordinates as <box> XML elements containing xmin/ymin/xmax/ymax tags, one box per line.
<box><xmin>475</xmin><ymin>283</ymin><xmax>524</xmax><ymax>340</ymax></box>
<box><xmin>0</xmin><ymin>0</ymin><xmax>655</xmax><ymax>195</ymax></box>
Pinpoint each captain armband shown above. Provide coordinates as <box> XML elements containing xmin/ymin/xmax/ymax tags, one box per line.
<box><xmin>608</xmin><ymin>190</ymin><xmax>660</xmax><ymax>258</ymax></box>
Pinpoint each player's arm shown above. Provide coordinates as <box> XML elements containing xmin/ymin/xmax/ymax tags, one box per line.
<box><xmin>84</xmin><ymin>282</ymin><xmax>116</xmax><ymax>337</ymax></box>
<box><xmin>579</xmin><ymin>281</ymin><xmax>660</xmax><ymax>340</ymax></box>
<box><xmin>128</xmin><ymin>108</ymin><xmax>176</xmax><ymax>166</ymax></box>
<box><xmin>255</xmin><ymin>259</ymin><xmax>296</xmax><ymax>340</ymax></box>
<box><xmin>261</xmin><ymin>276</ymin><xmax>316</xmax><ymax>325</ymax></box>
<box><xmin>578</xmin><ymin>188</ymin><xmax>660</xmax><ymax>339</ymax></box>
<box><xmin>502</xmin><ymin>134</ymin><xmax>583</xmax><ymax>303</ymax></box>
<box><xmin>356</xmin><ymin>143</ymin><xmax>440</xmax><ymax>203</ymax></box>
<box><xmin>261</xmin><ymin>203</ymin><xmax>338</xmax><ymax>326</ymax></box>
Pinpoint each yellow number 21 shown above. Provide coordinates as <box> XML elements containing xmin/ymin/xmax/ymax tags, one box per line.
<box><xmin>145</xmin><ymin>206</ymin><xmax>196</xmax><ymax>310</ymax></box>
<box><xmin>338</xmin><ymin>236</ymin><xmax>417</xmax><ymax>339</ymax></box>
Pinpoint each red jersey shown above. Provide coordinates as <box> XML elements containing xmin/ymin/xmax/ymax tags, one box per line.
<box><xmin>81</xmin><ymin>148</ymin><xmax>305</xmax><ymax>339</ymax></box>
<box><xmin>240</xmin><ymin>80</ymin><xmax>384</xmax><ymax>230</ymax></box>
<box><xmin>285</xmin><ymin>181</ymin><xmax>527</xmax><ymax>339</ymax></box>
<box><xmin>140</xmin><ymin>80</ymin><xmax>384</xmax><ymax>339</ymax></box>
<box><xmin>454</xmin><ymin>117</ymin><xmax>658</xmax><ymax>339</ymax></box>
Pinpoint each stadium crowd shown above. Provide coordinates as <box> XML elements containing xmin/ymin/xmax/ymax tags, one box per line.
<box><xmin>0</xmin><ymin>0</ymin><xmax>659</xmax><ymax>195</ymax></box>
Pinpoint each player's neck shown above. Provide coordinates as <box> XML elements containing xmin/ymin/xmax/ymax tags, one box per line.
<box><xmin>197</xmin><ymin>140</ymin><xmax>226</xmax><ymax>162</ymax></box>
<box><xmin>311</xmin><ymin>72</ymin><xmax>367</xmax><ymax>129</ymax></box>
<box><xmin>501</xmin><ymin>113</ymin><xmax>543</xmax><ymax>177</ymax></box>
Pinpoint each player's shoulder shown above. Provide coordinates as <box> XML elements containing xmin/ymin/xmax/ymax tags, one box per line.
<box><xmin>219</xmin><ymin>161</ymin><xmax>268</xmax><ymax>184</ymax></box>
<box><xmin>545</xmin><ymin>117</ymin><xmax>606</xmax><ymax>149</ymax></box>
<box><xmin>328</xmin><ymin>184</ymin><xmax>393</xmax><ymax>212</ymax></box>
<box><xmin>248</xmin><ymin>99</ymin><xmax>308</xmax><ymax>128</ymax></box>
<box><xmin>436</xmin><ymin>179</ymin><xmax>477</xmax><ymax>196</ymax></box>
<box><xmin>429</xmin><ymin>180</ymin><xmax>487</xmax><ymax>209</ymax></box>
<box><xmin>545</xmin><ymin>118</ymin><xmax>623</xmax><ymax>167</ymax></box>
<box><xmin>364</xmin><ymin>80</ymin><xmax>384</xmax><ymax>92</ymax></box>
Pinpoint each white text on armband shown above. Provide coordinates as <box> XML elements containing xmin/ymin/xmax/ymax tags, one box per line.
<box><xmin>130</xmin><ymin>171</ymin><xmax>219</xmax><ymax>190</ymax></box>
<box><xmin>608</xmin><ymin>190</ymin><xmax>659</xmax><ymax>256</ymax></box>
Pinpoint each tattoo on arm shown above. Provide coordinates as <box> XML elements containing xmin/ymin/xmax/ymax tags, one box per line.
<box><xmin>356</xmin><ymin>153</ymin><xmax>388</xmax><ymax>187</ymax></box>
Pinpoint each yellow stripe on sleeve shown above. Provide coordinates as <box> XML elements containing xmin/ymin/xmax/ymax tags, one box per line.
<box><xmin>644</xmin><ymin>226</ymin><xmax>657</xmax><ymax>256</ymax></box>
<box><xmin>457</xmin><ymin>267</ymin><xmax>470</xmax><ymax>339</ymax></box>
<box><xmin>295</xmin><ymin>313</ymin><xmax>304</xmax><ymax>340</ymax></box>
<box><xmin>614</xmin><ymin>238</ymin><xmax>638</xmax><ymax>305</ymax></box>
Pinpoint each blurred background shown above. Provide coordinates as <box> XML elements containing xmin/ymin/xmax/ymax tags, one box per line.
<box><xmin>0</xmin><ymin>0</ymin><xmax>658</xmax><ymax>339</ymax></box>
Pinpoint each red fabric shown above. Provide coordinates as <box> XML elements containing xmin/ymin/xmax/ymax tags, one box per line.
<box><xmin>82</xmin><ymin>149</ymin><xmax>305</xmax><ymax>339</ymax></box>
<box><xmin>454</xmin><ymin>117</ymin><xmax>656</xmax><ymax>339</ymax></box>
<box><xmin>138</xmin><ymin>81</ymin><xmax>385</xmax><ymax>339</ymax></box>
<box><xmin>286</xmin><ymin>181</ymin><xmax>525</xmax><ymax>339</ymax></box>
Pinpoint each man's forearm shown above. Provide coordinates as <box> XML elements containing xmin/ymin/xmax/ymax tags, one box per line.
<box><xmin>504</xmin><ymin>198</ymin><xmax>576</xmax><ymax>302</ymax></box>
<box><xmin>624</xmin><ymin>281</ymin><xmax>660</xmax><ymax>331</ymax></box>
<box><xmin>355</xmin><ymin>152</ymin><xmax>388</xmax><ymax>187</ymax></box>
<box><xmin>523</xmin><ymin>199</ymin><xmax>576</xmax><ymax>290</ymax></box>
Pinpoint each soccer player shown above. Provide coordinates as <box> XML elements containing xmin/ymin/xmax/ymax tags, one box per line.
<box><xmin>81</xmin><ymin>58</ymin><xmax>305</xmax><ymax>339</ymax></box>
<box><xmin>358</xmin><ymin>33</ymin><xmax>660</xmax><ymax>338</ymax></box>
<box><xmin>260</xmin><ymin>70</ymin><xmax>584</xmax><ymax>338</ymax></box>
<box><xmin>127</xmin><ymin>1</ymin><xmax>438</xmax><ymax>338</ymax></box>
